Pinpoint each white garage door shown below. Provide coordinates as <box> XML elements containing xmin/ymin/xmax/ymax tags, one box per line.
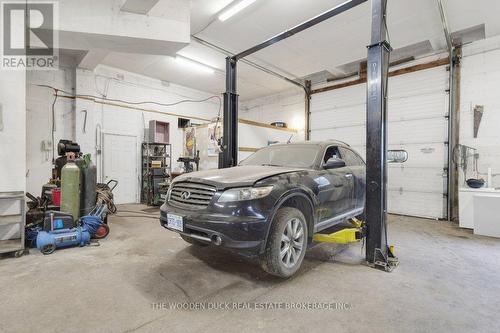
<box><xmin>310</xmin><ymin>66</ymin><xmax>448</xmax><ymax>219</ymax></box>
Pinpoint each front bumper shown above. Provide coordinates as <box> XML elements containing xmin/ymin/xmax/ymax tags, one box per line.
<box><xmin>160</xmin><ymin>201</ymin><xmax>270</xmax><ymax>256</ymax></box>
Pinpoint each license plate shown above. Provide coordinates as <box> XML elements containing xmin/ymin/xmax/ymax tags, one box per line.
<box><xmin>167</xmin><ymin>213</ymin><xmax>184</xmax><ymax>232</ymax></box>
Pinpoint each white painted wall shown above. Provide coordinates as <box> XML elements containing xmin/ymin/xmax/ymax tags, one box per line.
<box><xmin>460</xmin><ymin>41</ymin><xmax>500</xmax><ymax>188</ymax></box>
<box><xmin>26</xmin><ymin>67</ymin><xmax>75</xmax><ymax>195</ymax></box>
<box><xmin>240</xmin><ymin>88</ymin><xmax>306</xmax><ymax>140</ymax></box>
<box><xmin>0</xmin><ymin>70</ymin><xmax>26</xmax><ymax>193</ymax></box>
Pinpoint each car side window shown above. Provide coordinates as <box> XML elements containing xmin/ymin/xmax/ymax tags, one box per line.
<box><xmin>339</xmin><ymin>147</ymin><xmax>363</xmax><ymax>166</ymax></box>
<box><xmin>323</xmin><ymin>146</ymin><xmax>340</xmax><ymax>163</ymax></box>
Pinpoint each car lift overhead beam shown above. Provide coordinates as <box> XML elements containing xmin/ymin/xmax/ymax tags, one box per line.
<box><xmin>233</xmin><ymin>0</ymin><xmax>368</xmax><ymax>60</ymax></box>
<box><xmin>220</xmin><ymin>0</ymin><xmax>368</xmax><ymax>169</ymax></box>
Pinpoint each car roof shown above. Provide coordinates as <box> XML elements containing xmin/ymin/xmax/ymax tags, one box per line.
<box><xmin>269</xmin><ymin>140</ymin><xmax>351</xmax><ymax>149</ymax></box>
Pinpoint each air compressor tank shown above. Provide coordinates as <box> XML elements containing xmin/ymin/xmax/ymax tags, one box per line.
<box><xmin>36</xmin><ymin>227</ymin><xmax>91</xmax><ymax>255</ymax></box>
<box><xmin>76</xmin><ymin>155</ymin><xmax>97</xmax><ymax>216</ymax></box>
<box><xmin>61</xmin><ymin>160</ymin><xmax>81</xmax><ymax>222</ymax></box>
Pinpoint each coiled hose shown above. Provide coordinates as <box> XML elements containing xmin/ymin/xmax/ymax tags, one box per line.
<box><xmin>96</xmin><ymin>183</ymin><xmax>117</xmax><ymax>214</ymax></box>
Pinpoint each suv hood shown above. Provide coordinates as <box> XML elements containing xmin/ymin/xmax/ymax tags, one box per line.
<box><xmin>174</xmin><ymin>165</ymin><xmax>303</xmax><ymax>188</ymax></box>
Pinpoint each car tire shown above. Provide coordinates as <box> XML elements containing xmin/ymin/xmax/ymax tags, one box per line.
<box><xmin>180</xmin><ymin>234</ymin><xmax>209</xmax><ymax>247</ymax></box>
<box><xmin>261</xmin><ymin>207</ymin><xmax>308</xmax><ymax>278</ymax></box>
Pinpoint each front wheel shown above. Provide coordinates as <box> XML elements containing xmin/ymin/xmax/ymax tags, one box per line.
<box><xmin>260</xmin><ymin>207</ymin><xmax>308</xmax><ymax>278</ymax></box>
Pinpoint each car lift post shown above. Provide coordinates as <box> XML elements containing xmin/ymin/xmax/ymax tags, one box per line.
<box><xmin>219</xmin><ymin>57</ymin><xmax>239</xmax><ymax>168</ymax></box>
<box><xmin>365</xmin><ymin>0</ymin><xmax>398</xmax><ymax>271</ymax></box>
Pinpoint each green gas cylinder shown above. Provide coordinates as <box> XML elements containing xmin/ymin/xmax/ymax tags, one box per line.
<box><xmin>61</xmin><ymin>160</ymin><xmax>81</xmax><ymax>223</ymax></box>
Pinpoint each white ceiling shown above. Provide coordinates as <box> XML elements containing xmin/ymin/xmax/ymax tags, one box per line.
<box><xmin>100</xmin><ymin>0</ymin><xmax>500</xmax><ymax>100</ymax></box>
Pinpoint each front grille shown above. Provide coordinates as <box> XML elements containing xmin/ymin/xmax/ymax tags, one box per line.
<box><xmin>169</xmin><ymin>182</ymin><xmax>216</xmax><ymax>210</ymax></box>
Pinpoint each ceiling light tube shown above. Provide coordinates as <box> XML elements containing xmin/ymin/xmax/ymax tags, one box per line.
<box><xmin>174</xmin><ymin>56</ymin><xmax>215</xmax><ymax>74</ymax></box>
<box><xmin>218</xmin><ymin>0</ymin><xmax>256</xmax><ymax>21</ymax></box>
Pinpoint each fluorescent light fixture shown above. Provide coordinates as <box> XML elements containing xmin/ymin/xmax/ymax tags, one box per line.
<box><xmin>174</xmin><ymin>56</ymin><xmax>215</xmax><ymax>74</ymax></box>
<box><xmin>218</xmin><ymin>0</ymin><xmax>256</xmax><ymax>21</ymax></box>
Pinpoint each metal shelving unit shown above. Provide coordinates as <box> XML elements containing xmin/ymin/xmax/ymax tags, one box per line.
<box><xmin>0</xmin><ymin>191</ymin><xmax>26</xmax><ymax>257</ymax></box>
<box><xmin>141</xmin><ymin>143</ymin><xmax>172</xmax><ymax>206</ymax></box>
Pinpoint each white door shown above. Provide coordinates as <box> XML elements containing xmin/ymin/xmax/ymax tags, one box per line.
<box><xmin>310</xmin><ymin>66</ymin><xmax>449</xmax><ymax>219</ymax></box>
<box><xmin>103</xmin><ymin>134</ymin><xmax>138</xmax><ymax>204</ymax></box>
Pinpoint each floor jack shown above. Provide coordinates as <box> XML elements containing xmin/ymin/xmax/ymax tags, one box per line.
<box><xmin>313</xmin><ymin>218</ymin><xmax>399</xmax><ymax>272</ymax></box>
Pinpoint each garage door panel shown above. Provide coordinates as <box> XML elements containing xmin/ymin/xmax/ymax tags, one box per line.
<box><xmin>311</xmin><ymin>125</ymin><xmax>366</xmax><ymax>147</ymax></box>
<box><xmin>388</xmin><ymin>167</ymin><xmax>445</xmax><ymax>193</ymax></box>
<box><xmin>388</xmin><ymin>92</ymin><xmax>447</xmax><ymax>121</ymax></box>
<box><xmin>388</xmin><ymin>191</ymin><xmax>444</xmax><ymax>219</ymax></box>
<box><xmin>388</xmin><ymin>118</ymin><xmax>447</xmax><ymax>144</ymax></box>
<box><xmin>310</xmin><ymin>103</ymin><xmax>365</xmax><ymax>130</ymax></box>
<box><xmin>311</xmin><ymin>84</ymin><xmax>366</xmax><ymax>111</ymax></box>
<box><xmin>388</xmin><ymin>143</ymin><xmax>446</xmax><ymax>168</ymax></box>
<box><xmin>388</xmin><ymin>67</ymin><xmax>447</xmax><ymax>98</ymax></box>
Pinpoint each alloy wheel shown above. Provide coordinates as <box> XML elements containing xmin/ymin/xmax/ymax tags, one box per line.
<box><xmin>280</xmin><ymin>217</ymin><xmax>305</xmax><ymax>268</ymax></box>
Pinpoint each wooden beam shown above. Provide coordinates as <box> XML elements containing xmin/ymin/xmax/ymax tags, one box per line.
<box><xmin>312</xmin><ymin>58</ymin><xmax>450</xmax><ymax>95</ymax></box>
<box><xmin>239</xmin><ymin>147</ymin><xmax>259</xmax><ymax>152</ymax></box>
<box><xmin>388</xmin><ymin>57</ymin><xmax>449</xmax><ymax>77</ymax></box>
<box><xmin>238</xmin><ymin>118</ymin><xmax>298</xmax><ymax>133</ymax></box>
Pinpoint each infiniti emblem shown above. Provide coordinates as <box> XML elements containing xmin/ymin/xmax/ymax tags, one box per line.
<box><xmin>180</xmin><ymin>191</ymin><xmax>191</xmax><ymax>200</ymax></box>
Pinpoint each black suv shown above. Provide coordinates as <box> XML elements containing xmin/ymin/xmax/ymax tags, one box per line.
<box><xmin>160</xmin><ymin>141</ymin><xmax>365</xmax><ymax>277</ymax></box>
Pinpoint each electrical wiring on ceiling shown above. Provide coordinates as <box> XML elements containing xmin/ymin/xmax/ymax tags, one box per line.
<box><xmin>37</xmin><ymin>84</ymin><xmax>222</xmax><ymax>139</ymax></box>
<box><xmin>37</xmin><ymin>84</ymin><xmax>222</xmax><ymax>110</ymax></box>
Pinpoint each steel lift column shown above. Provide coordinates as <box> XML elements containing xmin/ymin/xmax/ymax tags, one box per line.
<box><xmin>365</xmin><ymin>0</ymin><xmax>398</xmax><ymax>270</ymax></box>
<box><xmin>219</xmin><ymin>57</ymin><xmax>239</xmax><ymax>168</ymax></box>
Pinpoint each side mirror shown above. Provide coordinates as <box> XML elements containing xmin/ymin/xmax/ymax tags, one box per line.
<box><xmin>323</xmin><ymin>158</ymin><xmax>346</xmax><ymax>169</ymax></box>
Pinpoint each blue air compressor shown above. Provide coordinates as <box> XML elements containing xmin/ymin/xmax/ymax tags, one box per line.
<box><xmin>36</xmin><ymin>227</ymin><xmax>90</xmax><ymax>255</ymax></box>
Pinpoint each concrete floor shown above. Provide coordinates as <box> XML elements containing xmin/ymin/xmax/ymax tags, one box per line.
<box><xmin>1</xmin><ymin>204</ymin><xmax>499</xmax><ymax>333</ymax></box>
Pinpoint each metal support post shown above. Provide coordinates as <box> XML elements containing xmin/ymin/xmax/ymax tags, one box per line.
<box><xmin>305</xmin><ymin>80</ymin><xmax>311</xmax><ymax>140</ymax></box>
<box><xmin>365</xmin><ymin>0</ymin><xmax>397</xmax><ymax>270</ymax></box>
<box><xmin>447</xmin><ymin>47</ymin><xmax>461</xmax><ymax>221</ymax></box>
<box><xmin>219</xmin><ymin>57</ymin><xmax>239</xmax><ymax>169</ymax></box>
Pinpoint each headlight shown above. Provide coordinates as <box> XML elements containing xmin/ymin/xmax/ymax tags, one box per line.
<box><xmin>218</xmin><ymin>186</ymin><xmax>273</xmax><ymax>203</ymax></box>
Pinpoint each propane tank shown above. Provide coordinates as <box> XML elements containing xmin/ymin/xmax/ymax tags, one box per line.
<box><xmin>76</xmin><ymin>155</ymin><xmax>97</xmax><ymax>216</ymax></box>
<box><xmin>61</xmin><ymin>160</ymin><xmax>81</xmax><ymax>222</ymax></box>
<box><xmin>36</xmin><ymin>227</ymin><xmax>91</xmax><ymax>255</ymax></box>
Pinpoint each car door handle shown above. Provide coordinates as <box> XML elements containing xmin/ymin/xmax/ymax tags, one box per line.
<box><xmin>345</xmin><ymin>173</ymin><xmax>353</xmax><ymax>178</ymax></box>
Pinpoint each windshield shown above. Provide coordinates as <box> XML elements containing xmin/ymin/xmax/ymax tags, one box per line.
<box><xmin>240</xmin><ymin>145</ymin><xmax>319</xmax><ymax>168</ymax></box>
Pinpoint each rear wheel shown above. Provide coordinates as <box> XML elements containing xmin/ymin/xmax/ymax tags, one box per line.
<box><xmin>41</xmin><ymin>243</ymin><xmax>56</xmax><ymax>255</ymax></box>
<box><xmin>261</xmin><ymin>207</ymin><xmax>308</xmax><ymax>278</ymax></box>
<box><xmin>93</xmin><ymin>224</ymin><xmax>110</xmax><ymax>239</ymax></box>
<box><xmin>180</xmin><ymin>234</ymin><xmax>209</xmax><ymax>247</ymax></box>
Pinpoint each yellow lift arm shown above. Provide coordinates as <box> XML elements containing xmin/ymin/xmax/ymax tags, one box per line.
<box><xmin>313</xmin><ymin>218</ymin><xmax>365</xmax><ymax>244</ymax></box>
<box><xmin>313</xmin><ymin>217</ymin><xmax>399</xmax><ymax>272</ymax></box>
